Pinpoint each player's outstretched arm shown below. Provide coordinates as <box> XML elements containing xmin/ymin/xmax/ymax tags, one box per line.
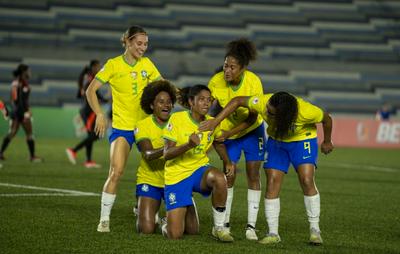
<box><xmin>199</xmin><ymin>96</ymin><xmax>251</xmax><ymax>132</ymax></box>
<box><xmin>137</xmin><ymin>139</ymin><xmax>164</xmax><ymax>161</ymax></box>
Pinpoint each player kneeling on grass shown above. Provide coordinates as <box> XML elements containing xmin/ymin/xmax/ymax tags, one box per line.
<box><xmin>200</xmin><ymin>91</ymin><xmax>334</xmax><ymax>245</ymax></box>
<box><xmin>134</xmin><ymin>80</ymin><xmax>177</xmax><ymax>233</ymax></box>
<box><xmin>161</xmin><ymin>85</ymin><xmax>235</xmax><ymax>242</ymax></box>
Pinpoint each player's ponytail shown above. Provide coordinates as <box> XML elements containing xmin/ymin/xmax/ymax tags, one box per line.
<box><xmin>225</xmin><ymin>38</ymin><xmax>257</xmax><ymax>68</ymax></box>
<box><xmin>13</xmin><ymin>64</ymin><xmax>29</xmax><ymax>78</ymax></box>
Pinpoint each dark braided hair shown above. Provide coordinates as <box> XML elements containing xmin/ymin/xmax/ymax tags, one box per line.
<box><xmin>269</xmin><ymin>92</ymin><xmax>298</xmax><ymax>139</ymax></box>
<box><xmin>225</xmin><ymin>38</ymin><xmax>257</xmax><ymax>68</ymax></box>
<box><xmin>140</xmin><ymin>80</ymin><xmax>177</xmax><ymax>114</ymax></box>
<box><xmin>178</xmin><ymin>84</ymin><xmax>211</xmax><ymax>110</ymax></box>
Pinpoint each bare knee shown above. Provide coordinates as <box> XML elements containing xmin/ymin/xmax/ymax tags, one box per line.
<box><xmin>299</xmin><ymin>176</ymin><xmax>316</xmax><ymax>193</ymax></box>
<box><xmin>109</xmin><ymin>166</ymin><xmax>124</xmax><ymax>182</ymax></box>
<box><xmin>139</xmin><ymin>220</ymin><xmax>156</xmax><ymax>234</ymax></box>
<box><xmin>167</xmin><ymin>227</ymin><xmax>184</xmax><ymax>240</ymax></box>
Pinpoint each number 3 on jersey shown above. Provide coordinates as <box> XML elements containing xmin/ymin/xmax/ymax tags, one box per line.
<box><xmin>132</xmin><ymin>82</ymin><xmax>138</xmax><ymax>95</ymax></box>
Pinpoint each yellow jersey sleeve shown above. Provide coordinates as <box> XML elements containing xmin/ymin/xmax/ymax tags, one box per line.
<box><xmin>145</xmin><ymin>58</ymin><xmax>162</xmax><ymax>82</ymax></box>
<box><xmin>95</xmin><ymin>59</ymin><xmax>114</xmax><ymax>84</ymax></box>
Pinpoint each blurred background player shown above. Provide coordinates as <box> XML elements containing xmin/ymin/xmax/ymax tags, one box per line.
<box><xmin>0</xmin><ymin>64</ymin><xmax>42</xmax><ymax>162</ymax></box>
<box><xmin>134</xmin><ymin>80</ymin><xmax>176</xmax><ymax>234</ymax></box>
<box><xmin>199</xmin><ymin>91</ymin><xmax>333</xmax><ymax>245</ymax></box>
<box><xmin>85</xmin><ymin>25</ymin><xmax>162</xmax><ymax>232</ymax></box>
<box><xmin>375</xmin><ymin>102</ymin><xmax>396</xmax><ymax>121</ymax></box>
<box><xmin>208</xmin><ymin>38</ymin><xmax>265</xmax><ymax>240</ymax></box>
<box><xmin>66</xmin><ymin>59</ymin><xmax>107</xmax><ymax>168</ymax></box>
<box><xmin>162</xmin><ymin>85</ymin><xmax>234</xmax><ymax>242</ymax></box>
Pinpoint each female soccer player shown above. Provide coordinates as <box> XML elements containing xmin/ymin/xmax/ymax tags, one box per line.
<box><xmin>199</xmin><ymin>91</ymin><xmax>334</xmax><ymax>245</ymax></box>
<box><xmin>0</xmin><ymin>64</ymin><xmax>42</xmax><ymax>162</ymax></box>
<box><xmin>162</xmin><ymin>85</ymin><xmax>234</xmax><ymax>242</ymax></box>
<box><xmin>134</xmin><ymin>80</ymin><xmax>176</xmax><ymax>234</ymax></box>
<box><xmin>85</xmin><ymin>25</ymin><xmax>162</xmax><ymax>232</ymax></box>
<box><xmin>208</xmin><ymin>38</ymin><xmax>265</xmax><ymax>240</ymax></box>
<box><xmin>66</xmin><ymin>59</ymin><xmax>107</xmax><ymax>168</ymax></box>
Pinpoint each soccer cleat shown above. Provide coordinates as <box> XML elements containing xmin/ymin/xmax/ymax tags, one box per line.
<box><xmin>160</xmin><ymin>217</ymin><xmax>168</xmax><ymax>237</ymax></box>
<box><xmin>309</xmin><ymin>228</ymin><xmax>323</xmax><ymax>245</ymax></box>
<box><xmin>84</xmin><ymin>161</ymin><xmax>101</xmax><ymax>168</ymax></box>
<box><xmin>30</xmin><ymin>156</ymin><xmax>43</xmax><ymax>163</ymax></box>
<box><xmin>65</xmin><ymin>148</ymin><xmax>77</xmax><ymax>165</ymax></box>
<box><xmin>212</xmin><ymin>226</ymin><xmax>234</xmax><ymax>243</ymax></box>
<box><xmin>133</xmin><ymin>204</ymin><xmax>138</xmax><ymax>216</ymax></box>
<box><xmin>245</xmin><ymin>224</ymin><xmax>258</xmax><ymax>240</ymax></box>
<box><xmin>259</xmin><ymin>233</ymin><xmax>281</xmax><ymax>245</ymax></box>
<box><xmin>97</xmin><ymin>220</ymin><xmax>110</xmax><ymax>232</ymax></box>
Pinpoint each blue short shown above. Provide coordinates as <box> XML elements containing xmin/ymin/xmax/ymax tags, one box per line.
<box><xmin>109</xmin><ymin>128</ymin><xmax>135</xmax><ymax>149</ymax></box>
<box><xmin>224</xmin><ymin>123</ymin><xmax>266</xmax><ymax>164</ymax></box>
<box><xmin>136</xmin><ymin>184</ymin><xmax>164</xmax><ymax>201</ymax></box>
<box><xmin>264</xmin><ymin>137</ymin><xmax>318</xmax><ymax>173</ymax></box>
<box><xmin>164</xmin><ymin>165</ymin><xmax>211</xmax><ymax>211</ymax></box>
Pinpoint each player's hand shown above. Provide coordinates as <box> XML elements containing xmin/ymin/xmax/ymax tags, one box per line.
<box><xmin>215</xmin><ymin>130</ymin><xmax>230</xmax><ymax>142</ymax></box>
<box><xmin>224</xmin><ymin>162</ymin><xmax>235</xmax><ymax>177</ymax></box>
<box><xmin>95</xmin><ymin>113</ymin><xmax>107</xmax><ymax>138</ymax></box>
<box><xmin>188</xmin><ymin>132</ymin><xmax>201</xmax><ymax>148</ymax></box>
<box><xmin>321</xmin><ymin>140</ymin><xmax>334</xmax><ymax>155</ymax></box>
<box><xmin>199</xmin><ymin>119</ymin><xmax>217</xmax><ymax>133</ymax></box>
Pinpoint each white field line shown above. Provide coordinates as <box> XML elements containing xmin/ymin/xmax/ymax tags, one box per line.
<box><xmin>0</xmin><ymin>183</ymin><xmax>100</xmax><ymax>197</ymax></box>
<box><xmin>323</xmin><ymin>163</ymin><xmax>399</xmax><ymax>173</ymax></box>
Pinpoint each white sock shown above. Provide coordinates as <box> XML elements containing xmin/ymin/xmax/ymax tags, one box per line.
<box><xmin>247</xmin><ymin>189</ymin><xmax>261</xmax><ymax>227</ymax></box>
<box><xmin>265</xmin><ymin>198</ymin><xmax>280</xmax><ymax>235</ymax></box>
<box><xmin>100</xmin><ymin>192</ymin><xmax>116</xmax><ymax>221</ymax></box>
<box><xmin>224</xmin><ymin>187</ymin><xmax>234</xmax><ymax>225</ymax></box>
<box><xmin>304</xmin><ymin>193</ymin><xmax>320</xmax><ymax>232</ymax></box>
<box><xmin>213</xmin><ymin>206</ymin><xmax>226</xmax><ymax>228</ymax></box>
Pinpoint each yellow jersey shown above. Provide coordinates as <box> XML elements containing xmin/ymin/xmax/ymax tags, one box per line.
<box><xmin>96</xmin><ymin>55</ymin><xmax>161</xmax><ymax>130</ymax></box>
<box><xmin>248</xmin><ymin>94</ymin><xmax>324</xmax><ymax>142</ymax></box>
<box><xmin>163</xmin><ymin>111</ymin><xmax>219</xmax><ymax>185</ymax></box>
<box><xmin>135</xmin><ymin>115</ymin><xmax>166</xmax><ymax>187</ymax></box>
<box><xmin>208</xmin><ymin>70</ymin><xmax>264</xmax><ymax>139</ymax></box>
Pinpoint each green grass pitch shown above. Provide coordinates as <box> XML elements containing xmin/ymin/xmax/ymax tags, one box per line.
<box><xmin>0</xmin><ymin>137</ymin><xmax>399</xmax><ymax>254</ymax></box>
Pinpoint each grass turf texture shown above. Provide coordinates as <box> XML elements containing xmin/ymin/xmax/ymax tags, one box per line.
<box><xmin>0</xmin><ymin>137</ymin><xmax>399</xmax><ymax>254</ymax></box>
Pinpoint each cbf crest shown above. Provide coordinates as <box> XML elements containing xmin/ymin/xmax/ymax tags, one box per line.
<box><xmin>141</xmin><ymin>70</ymin><xmax>148</xmax><ymax>79</ymax></box>
<box><xmin>168</xmin><ymin>192</ymin><xmax>177</xmax><ymax>205</ymax></box>
<box><xmin>141</xmin><ymin>184</ymin><xmax>149</xmax><ymax>192</ymax></box>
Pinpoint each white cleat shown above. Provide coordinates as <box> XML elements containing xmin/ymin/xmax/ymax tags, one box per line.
<box><xmin>245</xmin><ymin>224</ymin><xmax>258</xmax><ymax>240</ymax></box>
<box><xmin>97</xmin><ymin>220</ymin><xmax>110</xmax><ymax>232</ymax></box>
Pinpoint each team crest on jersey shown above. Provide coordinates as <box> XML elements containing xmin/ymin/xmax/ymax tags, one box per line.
<box><xmin>131</xmin><ymin>71</ymin><xmax>137</xmax><ymax>79</ymax></box>
<box><xmin>197</xmin><ymin>133</ymin><xmax>203</xmax><ymax>140</ymax></box>
<box><xmin>141</xmin><ymin>184</ymin><xmax>149</xmax><ymax>192</ymax></box>
<box><xmin>167</xmin><ymin>123</ymin><xmax>173</xmax><ymax>131</ymax></box>
<box><xmin>168</xmin><ymin>192</ymin><xmax>177</xmax><ymax>205</ymax></box>
<box><xmin>141</xmin><ymin>70</ymin><xmax>147</xmax><ymax>79</ymax></box>
<box><xmin>252</xmin><ymin>97</ymin><xmax>259</xmax><ymax>105</ymax></box>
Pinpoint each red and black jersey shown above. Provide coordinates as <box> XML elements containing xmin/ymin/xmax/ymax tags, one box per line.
<box><xmin>10</xmin><ymin>79</ymin><xmax>30</xmax><ymax>120</ymax></box>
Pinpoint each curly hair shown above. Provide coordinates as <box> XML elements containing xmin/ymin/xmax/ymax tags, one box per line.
<box><xmin>178</xmin><ymin>84</ymin><xmax>211</xmax><ymax>110</ymax></box>
<box><xmin>225</xmin><ymin>38</ymin><xmax>257</xmax><ymax>67</ymax></box>
<box><xmin>269</xmin><ymin>91</ymin><xmax>298</xmax><ymax>139</ymax></box>
<box><xmin>140</xmin><ymin>80</ymin><xmax>177</xmax><ymax>114</ymax></box>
